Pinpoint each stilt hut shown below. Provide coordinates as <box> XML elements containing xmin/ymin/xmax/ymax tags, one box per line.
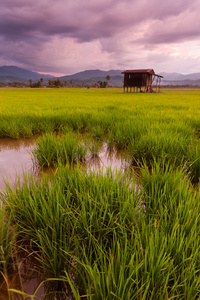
<box><xmin>122</xmin><ymin>69</ymin><xmax>163</xmax><ymax>93</ymax></box>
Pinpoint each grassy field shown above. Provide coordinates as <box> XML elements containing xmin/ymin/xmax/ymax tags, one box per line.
<box><xmin>0</xmin><ymin>88</ymin><xmax>200</xmax><ymax>299</ymax></box>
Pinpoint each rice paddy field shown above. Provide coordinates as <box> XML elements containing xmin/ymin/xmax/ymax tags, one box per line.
<box><xmin>0</xmin><ymin>87</ymin><xmax>200</xmax><ymax>299</ymax></box>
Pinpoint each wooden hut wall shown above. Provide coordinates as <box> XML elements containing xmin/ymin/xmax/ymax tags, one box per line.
<box><xmin>146</xmin><ymin>74</ymin><xmax>153</xmax><ymax>86</ymax></box>
<box><xmin>124</xmin><ymin>73</ymin><xmax>153</xmax><ymax>87</ymax></box>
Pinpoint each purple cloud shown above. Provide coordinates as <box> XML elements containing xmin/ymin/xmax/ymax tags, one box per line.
<box><xmin>0</xmin><ymin>0</ymin><xmax>200</xmax><ymax>74</ymax></box>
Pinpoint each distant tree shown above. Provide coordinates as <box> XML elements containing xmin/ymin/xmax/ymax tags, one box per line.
<box><xmin>54</xmin><ymin>79</ymin><xmax>63</xmax><ymax>87</ymax></box>
<box><xmin>70</xmin><ymin>80</ymin><xmax>74</xmax><ymax>87</ymax></box>
<box><xmin>31</xmin><ymin>81</ymin><xmax>41</xmax><ymax>88</ymax></box>
<box><xmin>98</xmin><ymin>81</ymin><xmax>108</xmax><ymax>88</ymax></box>
<box><xmin>106</xmin><ymin>75</ymin><xmax>110</xmax><ymax>81</ymax></box>
<box><xmin>47</xmin><ymin>79</ymin><xmax>64</xmax><ymax>88</ymax></box>
<box><xmin>40</xmin><ymin>78</ymin><xmax>44</xmax><ymax>87</ymax></box>
<box><xmin>8</xmin><ymin>81</ymin><xmax>24</xmax><ymax>87</ymax></box>
<box><xmin>48</xmin><ymin>79</ymin><xmax>53</xmax><ymax>87</ymax></box>
<box><xmin>29</xmin><ymin>79</ymin><xmax>32</xmax><ymax>87</ymax></box>
<box><xmin>64</xmin><ymin>80</ymin><xmax>68</xmax><ymax>87</ymax></box>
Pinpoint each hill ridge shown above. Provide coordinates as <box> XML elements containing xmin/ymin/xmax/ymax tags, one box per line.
<box><xmin>0</xmin><ymin>66</ymin><xmax>200</xmax><ymax>86</ymax></box>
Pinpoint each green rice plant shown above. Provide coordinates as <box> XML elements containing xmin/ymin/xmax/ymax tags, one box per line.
<box><xmin>2</xmin><ymin>164</ymin><xmax>140</xmax><ymax>277</ymax></box>
<box><xmin>59</xmin><ymin>124</ymin><xmax>73</xmax><ymax>134</ymax></box>
<box><xmin>139</xmin><ymin>160</ymin><xmax>200</xmax><ymax>291</ymax></box>
<box><xmin>0</xmin><ymin>205</ymin><xmax>15</xmax><ymax>271</ymax></box>
<box><xmin>187</xmin><ymin>143</ymin><xmax>200</xmax><ymax>183</ymax></box>
<box><xmin>76</xmin><ymin>143</ymin><xmax>87</xmax><ymax>162</ymax></box>
<box><xmin>90</xmin><ymin>125</ymin><xmax>105</xmax><ymax>140</ymax></box>
<box><xmin>186</xmin><ymin>116</ymin><xmax>200</xmax><ymax>137</ymax></box>
<box><xmin>0</xmin><ymin>205</ymin><xmax>17</xmax><ymax>300</ymax></box>
<box><xmin>2</xmin><ymin>175</ymin><xmax>75</xmax><ymax>280</ymax></box>
<box><xmin>59</xmin><ymin>133</ymin><xmax>78</xmax><ymax>163</ymax></box>
<box><xmin>163</xmin><ymin>120</ymin><xmax>195</xmax><ymax>140</ymax></box>
<box><xmin>33</xmin><ymin>133</ymin><xmax>58</xmax><ymax>167</ymax></box>
<box><xmin>67</xmin><ymin>237</ymin><xmax>145</xmax><ymax>300</ymax></box>
<box><xmin>1</xmin><ymin>88</ymin><xmax>200</xmax><ymax>298</ymax></box>
<box><xmin>1</xmin><ymin>88</ymin><xmax>200</xmax><ymax>142</ymax></box>
<box><xmin>65</xmin><ymin>190</ymin><xmax>200</xmax><ymax>299</ymax></box>
<box><xmin>140</xmin><ymin>159</ymin><xmax>198</xmax><ymax>229</ymax></box>
<box><xmin>1</xmin><ymin>119</ymin><xmax>21</xmax><ymax>139</ymax></box>
<box><xmin>132</xmin><ymin>219</ymin><xmax>200</xmax><ymax>299</ymax></box>
<box><xmin>130</xmin><ymin>159</ymin><xmax>200</xmax><ymax>298</ymax></box>
<box><xmin>106</xmin><ymin>129</ymin><xmax>115</xmax><ymax>149</ymax></box>
<box><xmin>67</xmin><ymin>112</ymin><xmax>91</xmax><ymax>132</ymax></box>
<box><xmin>32</xmin><ymin>220</ymin><xmax>73</xmax><ymax>279</ymax></box>
<box><xmin>136</xmin><ymin>228</ymin><xmax>174</xmax><ymax>299</ymax></box>
<box><xmin>140</xmin><ymin>159</ymin><xmax>186</xmax><ymax>215</ymax></box>
<box><xmin>2</xmin><ymin>160</ymin><xmax>200</xmax><ymax>298</ymax></box>
<box><xmin>33</xmin><ymin>132</ymin><xmax>88</xmax><ymax>167</ymax></box>
<box><xmin>20</xmin><ymin>122</ymin><xmax>33</xmax><ymax>137</ymax></box>
<box><xmin>114</xmin><ymin>119</ymin><xmax>147</xmax><ymax>150</ymax></box>
<box><xmin>88</xmin><ymin>139</ymin><xmax>101</xmax><ymax>157</ymax></box>
<box><xmin>129</xmin><ymin>129</ymin><xmax>191</xmax><ymax>167</ymax></box>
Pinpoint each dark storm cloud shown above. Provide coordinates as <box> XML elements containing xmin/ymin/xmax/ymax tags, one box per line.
<box><xmin>1</xmin><ymin>0</ymin><xmax>197</xmax><ymax>43</ymax></box>
<box><xmin>0</xmin><ymin>0</ymin><xmax>200</xmax><ymax>73</ymax></box>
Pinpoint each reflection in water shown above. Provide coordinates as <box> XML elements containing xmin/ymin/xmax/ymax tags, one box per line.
<box><xmin>0</xmin><ymin>137</ymin><xmax>37</xmax><ymax>151</ymax></box>
<box><xmin>0</xmin><ymin>139</ymin><xmax>129</xmax><ymax>191</ymax></box>
<box><xmin>0</xmin><ymin>138</ymin><xmax>36</xmax><ymax>191</ymax></box>
<box><xmin>85</xmin><ymin>142</ymin><xmax>129</xmax><ymax>173</ymax></box>
<box><xmin>0</xmin><ymin>251</ymin><xmax>70</xmax><ymax>300</ymax></box>
<box><xmin>0</xmin><ymin>251</ymin><xmax>45</xmax><ymax>300</ymax></box>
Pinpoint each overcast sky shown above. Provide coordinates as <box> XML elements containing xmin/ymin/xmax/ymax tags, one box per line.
<box><xmin>1</xmin><ymin>0</ymin><xmax>200</xmax><ymax>75</ymax></box>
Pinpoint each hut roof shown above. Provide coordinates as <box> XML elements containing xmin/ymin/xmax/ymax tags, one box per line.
<box><xmin>122</xmin><ymin>69</ymin><xmax>163</xmax><ymax>78</ymax></box>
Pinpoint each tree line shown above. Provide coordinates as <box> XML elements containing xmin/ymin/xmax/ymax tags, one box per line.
<box><xmin>0</xmin><ymin>75</ymin><xmax>111</xmax><ymax>88</ymax></box>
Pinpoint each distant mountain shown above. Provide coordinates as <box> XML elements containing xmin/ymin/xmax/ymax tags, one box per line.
<box><xmin>60</xmin><ymin>70</ymin><xmax>200</xmax><ymax>82</ymax></box>
<box><xmin>60</xmin><ymin>69</ymin><xmax>123</xmax><ymax>80</ymax></box>
<box><xmin>161</xmin><ymin>72</ymin><xmax>200</xmax><ymax>81</ymax></box>
<box><xmin>162</xmin><ymin>79</ymin><xmax>200</xmax><ymax>86</ymax></box>
<box><xmin>57</xmin><ymin>69</ymin><xmax>123</xmax><ymax>87</ymax></box>
<box><xmin>0</xmin><ymin>66</ymin><xmax>55</xmax><ymax>82</ymax></box>
<box><xmin>1</xmin><ymin>66</ymin><xmax>200</xmax><ymax>86</ymax></box>
<box><xmin>51</xmin><ymin>75</ymin><xmax>122</xmax><ymax>88</ymax></box>
<box><xmin>59</xmin><ymin>70</ymin><xmax>200</xmax><ymax>87</ymax></box>
<box><xmin>0</xmin><ymin>76</ymin><xmax>27</xmax><ymax>83</ymax></box>
<box><xmin>160</xmin><ymin>72</ymin><xmax>200</xmax><ymax>86</ymax></box>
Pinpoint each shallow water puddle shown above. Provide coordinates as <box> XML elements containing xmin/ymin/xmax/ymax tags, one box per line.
<box><xmin>0</xmin><ymin>263</ymin><xmax>45</xmax><ymax>300</ymax></box>
<box><xmin>0</xmin><ymin>252</ymin><xmax>70</xmax><ymax>300</ymax></box>
<box><xmin>0</xmin><ymin>139</ymin><xmax>128</xmax><ymax>191</ymax></box>
<box><xmin>0</xmin><ymin>138</ymin><xmax>35</xmax><ymax>191</ymax></box>
<box><xmin>85</xmin><ymin>142</ymin><xmax>128</xmax><ymax>172</ymax></box>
